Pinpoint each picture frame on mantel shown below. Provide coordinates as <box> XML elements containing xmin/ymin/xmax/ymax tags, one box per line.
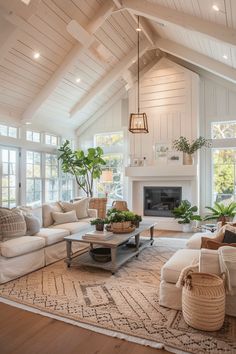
<box><xmin>154</xmin><ymin>143</ymin><xmax>170</xmax><ymax>163</ymax></box>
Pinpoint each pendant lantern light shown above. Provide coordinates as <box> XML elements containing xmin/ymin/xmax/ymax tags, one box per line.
<box><xmin>129</xmin><ymin>16</ymin><xmax>149</xmax><ymax>134</ymax></box>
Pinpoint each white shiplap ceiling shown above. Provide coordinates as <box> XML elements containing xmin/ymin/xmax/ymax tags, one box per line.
<box><xmin>0</xmin><ymin>0</ymin><xmax>236</xmax><ymax>133</ymax></box>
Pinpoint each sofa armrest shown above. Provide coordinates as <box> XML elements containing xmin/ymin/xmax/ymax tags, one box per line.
<box><xmin>87</xmin><ymin>208</ymin><xmax>98</xmax><ymax>218</ymax></box>
<box><xmin>186</xmin><ymin>231</ymin><xmax>215</xmax><ymax>249</ymax></box>
<box><xmin>199</xmin><ymin>248</ymin><xmax>221</xmax><ymax>275</ymax></box>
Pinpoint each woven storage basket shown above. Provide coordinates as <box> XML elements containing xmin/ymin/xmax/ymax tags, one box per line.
<box><xmin>89</xmin><ymin>198</ymin><xmax>107</xmax><ymax>219</ymax></box>
<box><xmin>182</xmin><ymin>272</ymin><xmax>225</xmax><ymax>331</ymax></box>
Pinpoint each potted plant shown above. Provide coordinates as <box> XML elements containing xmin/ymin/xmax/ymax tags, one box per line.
<box><xmin>173</xmin><ymin>136</ymin><xmax>211</xmax><ymax>165</ymax></box>
<box><xmin>132</xmin><ymin>214</ymin><xmax>142</xmax><ymax>228</ymax></box>
<box><xmin>90</xmin><ymin>218</ymin><xmax>108</xmax><ymax>232</ymax></box>
<box><xmin>172</xmin><ymin>200</ymin><xmax>202</xmax><ymax>232</ymax></box>
<box><xmin>204</xmin><ymin>202</ymin><xmax>236</xmax><ymax>223</ymax></box>
<box><xmin>58</xmin><ymin>140</ymin><xmax>106</xmax><ymax>197</ymax></box>
<box><xmin>107</xmin><ymin>209</ymin><xmax>136</xmax><ymax>231</ymax></box>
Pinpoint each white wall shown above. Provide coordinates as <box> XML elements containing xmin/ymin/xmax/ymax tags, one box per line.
<box><xmin>128</xmin><ymin>58</ymin><xmax>199</xmax><ymax>164</ymax></box>
<box><xmin>200</xmin><ymin>74</ymin><xmax>236</xmax><ymax>212</ymax></box>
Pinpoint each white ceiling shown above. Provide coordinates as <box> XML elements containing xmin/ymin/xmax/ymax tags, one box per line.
<box><xmin>0</xmin><ymin>0</ymin><xmax>235</xmax><ymax>134</ymax></box>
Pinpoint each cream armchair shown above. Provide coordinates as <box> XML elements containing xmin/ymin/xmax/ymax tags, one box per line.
<box><xmin>159</xmin><ymin>246</ymin><xmax>236</xmax><ymax>317</ymax></box>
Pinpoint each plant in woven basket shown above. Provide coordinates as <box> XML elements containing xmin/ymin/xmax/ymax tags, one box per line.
<box><xmin>204</xmin><ymin>202</ymin><xmax>236</xmax><ymax>223</ymax></box>
<box><xmin>107</xmin><ymin>209</ymin><xmax>137</xmax><ymax>230</ymax></box>
<box><xmin>172</xmin><ymin>200</ymin><xmax>201</xmax><ymax>224</ymax></box>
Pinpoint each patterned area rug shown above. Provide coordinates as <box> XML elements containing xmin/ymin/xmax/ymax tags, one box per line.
<box><xmin>0</xmin><ymin>243</ymin><xmax>236</xmax><ymax>354</ymax></box>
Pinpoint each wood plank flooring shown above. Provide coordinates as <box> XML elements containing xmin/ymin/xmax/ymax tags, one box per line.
<box><xmin>0</xmin><ymin>230</ymin><xmax>187</xmax><ymax>354</ymax></box>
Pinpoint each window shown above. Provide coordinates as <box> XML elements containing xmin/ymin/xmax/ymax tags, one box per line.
<box><xmin>61</xmin><ymin>172</ymin><xmax>74</xmax><ymax>201</ymax></box>
<box><xmin>26</xmin><ymin>151</ymin><xmax>42</xmax><ymax>206</ymax></box>
<box><xmin>45</xmin><ymin>153</ymin><xmax>59</xmax><ymax>202</ymax></box>
<box><xmin>94</xmin><ymin>132</ymin><xmax>124</xmax><ymax>204</ymax></box>
<box><xmin>0</xmin><ymin>147</ymin><xmax>18</xmax><ymax>208</ymax></box>
<box><xmin>211</xmin><ymin>121</ymin><xmax>236</xmax><ymax>204</ymax></box>
<box><xmin>26</xmin><ymin>130</ymin><xmax>40</xmax><ymax>143</ymax></box>
<box><xmin>45</xmin><ymin>133</ymin><xmax>58</xmax><ymax>146</ymax></box>
<box><xmin>0</xmin><ymin>124</ymin><xmax>17</xmax><ymax>138</ymax></box>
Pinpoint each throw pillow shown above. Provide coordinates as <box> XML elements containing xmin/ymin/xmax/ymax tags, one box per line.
<box><xmin>42</xmin><ymin>202</ymin><xmax>63</xmax><ymax>227</ymax></box>
<box><xmin>52</xmin><ymin>210</ymin><xmax>78</xmax><ymax>225</ymax></box>
<box><xmin>59</xmin><ymin>198</ymin><xmax>89</xmax><ymax>219</ymax></box>
<box><xmin>0</xmin><ymin>208</ymin><xmax>26</xmax><ymax>241</ymax></box>
<box><xmin>201</xmin><ymin>238</ymin><xmax>236</xmax><ymax>250</ymax></box>
<box><xmin>215</xmin><ymin>224</ymin><xmax>236</xmax><ymax>240</ymax></box>
<box><xmin>223</xmin><ymin>229</ymin><xmax>236</xmax><ymax>243</ymax></box>
<box><xmin>24</xmin><ymin>215</ymin><xmax>41</xmax><ymax>235</ymax></box>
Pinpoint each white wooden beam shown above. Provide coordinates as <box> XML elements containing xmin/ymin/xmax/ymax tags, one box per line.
<box><xmin>76</xmin><ymin>86</ymin><xmax>126</xmax><ymax>136</ymax></box>
<box><xmin>15</xmin><ymin>1</ymin><xmax>115</xmax><ymax>122</ymax></box>
<box><xmin>70</xmin><ymin>40</ymin><xmax>150</xmax><ymax>118</ymax></box>
<box><xmin>123</xmin><ymin>0</ymin><xmax>236</xmax><ymax>47</ymax></box>
<box><xmin>155</xmin><ymin>38</ymin><xmax>236</xmax><ymax>83</ymax></box>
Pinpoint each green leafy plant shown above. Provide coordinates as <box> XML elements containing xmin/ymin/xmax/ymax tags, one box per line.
<box><xmin>90</xmin><ymin>218</ymin><xmax>108</xmax><ymax>226</ymax></box>
<box><xmin>106</xmin><ymin>209</ymin><xmax>137</xmax><ymax>223</ymax></box>
<box><xmin>172</xmin><ymin>200</ymin><xmax>201</xmax><ymax>224</ymax></box>
<box><xmin>204</xmin><ymin>202</ymin><xmax>236</xmax><ymax>222</ymax></box>
<box><xmin>173</xmin><ymin>136</ymin><xmax>211</xmax><ymax>155</ymax></box>
<box><xmin>58</xmin><ymin>140</ymin><xmax>106</xmax><ymax>197</ymax></box>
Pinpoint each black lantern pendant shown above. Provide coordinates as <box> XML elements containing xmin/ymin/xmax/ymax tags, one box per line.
<box><xmin>129</xmin><ymin>16</ymin><xmax>149</xmax><ymax>134</ymax></box>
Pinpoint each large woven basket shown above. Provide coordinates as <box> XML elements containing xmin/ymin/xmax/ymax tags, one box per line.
<box><xmin>182</xmin><ymin>272</ymin><xmax>225</xmax><ymax>331</ymax></box>
<box><xmin>89</xmin><ymin>198</ymin><xmax>107</xmax><ymax>219</ymax></box>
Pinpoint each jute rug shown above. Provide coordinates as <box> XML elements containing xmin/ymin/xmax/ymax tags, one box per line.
<box><xmin>0</xmin><ymin>242</ymin><xmax>236</xmax><ymax>354</ymax></box>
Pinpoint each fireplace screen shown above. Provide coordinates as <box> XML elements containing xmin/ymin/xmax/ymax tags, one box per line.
<box><xmin>144</xmin><ymin>187</ymin><xmax>182</xmax><ymax>217</ymax></box>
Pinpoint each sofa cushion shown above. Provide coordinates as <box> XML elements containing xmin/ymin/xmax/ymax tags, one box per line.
<box><xmin>52</xmin><ymin>210</ymin><xmax>78</xmax><ymax>225</ymax></box>
<box><xmin>0</xmin><ymin>236</ymin><xmax>45</xmax><ymax>258</ymax></box>
<box><xmin>161</xmin><ymin>249</ymin><xmax>200</xmax><ymax>284</ymax></box>
<box><xmin>24</xmin><ymin>214</ymin><xmax>41</xmax><ymax>235</ymax></box>
<box><xmin>59</xmin><ymin>198</ymin><xmax>89</xmax><ymax>219</ymax></box>
<box><xmin>35</xmin><ymin>228</ymin><xmax>70</xmax><ymax>245</ymax></box>
<box><xmin>0</xmin><ymin>208</ymin><xmax>26</xmax><ymax>241</ymax></box>
<box><xmin>50</xmin><ymin>222</ymin><xmax>91</xmax><ymax>234</ymax></box>
<box><xmin>186</xmin><ymin>231</ymin><xmax>216</xmax><ymax>249</ymax></box>
<box><xmin>223</xmin><ymin>229</ymin><xmax>236</xmax><ymax>243</ymax></box>
<box><xmin>42</xmin><ymin>202</ymin><xmax>63</xmax><ymax>227</ymax></box>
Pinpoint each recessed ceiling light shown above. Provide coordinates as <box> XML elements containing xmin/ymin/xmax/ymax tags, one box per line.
<box><xmin>132</xmin><ymin>59</ymin><xmax>136</xmax><ymax>64</ymax></box>
<box><xmin>223</xmin><ymin>54</ymin><xmax>228</xmax><ymax>59</ymax></box>
<box><xmin>136</xmin><ymin>27</ymin><xmax>142</xmax><ymax>32</ymax></box>
<box><xmin>212</xmin><ymin>4</ymin><xmax>220</xmax><ymax>11</ymax></box>
<box><xmin>25</xmin><ymin>121</ymin><xmax>32</xmax><ymax>125</ymax></box>
<box><xmin>76</xmin><ymin>78</ymin><xmax>81</xmax><ymax>83</ymax></box>
<box><xmin>33</xmin><ymin>52</ymin><xmax>40</xmax><ymax>59</ymax></box>
<box><xmin>21</xmin><ymin>0</ymin><xmax>31</xmax><ymax>5</ymax></box>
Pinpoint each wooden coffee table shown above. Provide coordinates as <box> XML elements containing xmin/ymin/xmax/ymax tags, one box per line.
<box><xmin>64</xmin><ymin>221</ymin><xmax>156</xmax><ymax>274</ymax></box>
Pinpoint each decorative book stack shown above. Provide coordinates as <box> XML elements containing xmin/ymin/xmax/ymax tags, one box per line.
<box><xmin>82</xmin><ymin>230</ymin><xmax>113</xmax><ymax>241</ymax></box>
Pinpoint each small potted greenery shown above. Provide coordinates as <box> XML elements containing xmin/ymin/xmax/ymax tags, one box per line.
<box><xmin>204</xmin><ymin>202</ymin><xmax>236</xmax><ymax>223</ymax></box>
<box><xmin>90</xmin><ymin>218</ymin><xmax>107</xmax><ymax>232</ymax></box>
<box><xmin>173</xmin><ymin>136</ymin><xmax>211</xmax><ymax>165</ymax></box>
<box><xmin>132</xmin><ymin>214</ymin><xmax>142</xmax><ymax>228</ymax></box>
<box><xmin>172</xmin><ymin>200</ymin><xmax>201</xmax><ymax>232</ymax></box>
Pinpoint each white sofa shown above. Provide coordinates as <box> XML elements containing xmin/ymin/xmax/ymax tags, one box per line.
<box><xmin>159</xmin><ymin>232</ymin><xmax>236</xmax><ymax>317</ymax></box>
<box><xmin>0</xmin><ymin>203</ymin><xmax>97</xmax><ymax>284</ymax></box>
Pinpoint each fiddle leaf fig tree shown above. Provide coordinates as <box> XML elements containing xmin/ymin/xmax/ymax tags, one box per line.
<box><xmin>58</xmin><ymin>140</ymin><xmax>106</xmax><ymax>197</ymax></box>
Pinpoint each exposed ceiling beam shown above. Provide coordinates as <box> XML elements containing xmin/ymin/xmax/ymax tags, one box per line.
<box><xmin>122</xmin><ymin>0</ymin><xmax>236</xmax><ymax>47</ymax></box>
<box><xmin>155</xmin><ymin>38</ymin><xmax>236</xmax><ymax>83</ymax></box>
<box><xmin>12</xmin><ymin>1</ymin><xmax>115</xmax><ymax>122</ymax></box>
<box><xmin>129</xmin><ymin>14</ymin><xmax>155</xmax><ymax>45</ymax></box>
<box><xmin>76</xmin><ymin>86</ymin><xmax>126</xmax><ymax>136</ymax></box>
<box><xmin>70</xmin><ymin>40</ymin><xmax>150</xmax><ymax>118</ymax></box>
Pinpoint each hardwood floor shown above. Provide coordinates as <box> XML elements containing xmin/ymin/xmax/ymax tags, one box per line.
<box><xmin>0</xmin><ymin>231</ymin><xmax>184</xmax><ymax>354</ymax></box>
<box><xmin>0</xmin><ymin>303</ymin><xmax>170</xmax><ymax>354</ymax></box>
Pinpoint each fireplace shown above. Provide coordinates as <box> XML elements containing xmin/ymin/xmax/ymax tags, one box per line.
<box><xmin>144</xmin><ymin>186</ymin><xmax>182</xmax><ymax>217</ymax></box>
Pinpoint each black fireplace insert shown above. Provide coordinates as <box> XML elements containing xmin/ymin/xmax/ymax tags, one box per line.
<box><xmin>143</xmin><ymin>186</ymin><xmax>182</xmax><ymax>217</ymax></box>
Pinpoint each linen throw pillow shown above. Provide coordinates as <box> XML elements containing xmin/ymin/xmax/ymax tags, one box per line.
<box><xmin>0</xmin><ymin>208</ymin><xmax>26</xmax><ymax>241</ymax></box>
<box><xmin>24</xmin><ymin>214</ymin><xmax>41</xmax><ymax>235</ymax></box>
<box><xmin>52</xmin><ymin>210</ymin><xmax>78</xmax><ymax>225</ymax></box>
<box><xmin>223</xmin><ymin>229</ymin><xmax>236</xmax><ymax>243</ymax></box>
<box><xmin>60</xmin><ymin>198</ymin><xmax>89</xmax><ymax>219</ymax></box>
<box><xmin>42</xmin><ymin>202</ymin><xmax>63</xmax><ymax>227</ymax></box>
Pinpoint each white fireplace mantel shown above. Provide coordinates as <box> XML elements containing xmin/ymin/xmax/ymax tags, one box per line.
<box><xmin>125</xmin><ymin>165</ymin><xmax>197</xmax><ymax>179</ymax></box>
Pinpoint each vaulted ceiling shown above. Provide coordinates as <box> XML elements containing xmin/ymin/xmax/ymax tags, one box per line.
<box><xmin>0</xmin><ymin>0</ymin><xmax>236</xmax><ymax>133</ymax></box>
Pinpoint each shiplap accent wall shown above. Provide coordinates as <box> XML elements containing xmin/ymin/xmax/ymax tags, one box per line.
<box><xmin>200</xmin><ymin>75</ymin><xmax>236</xmax><ymax>212</ymax></box>
<box><xmin>128</xmin><ymin>58</ymin><xmax>199</xmax><ymax>164</ymax></box>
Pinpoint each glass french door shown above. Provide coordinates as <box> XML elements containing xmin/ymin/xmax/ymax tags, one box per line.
<box><xmin>0</xmin><ymin>146</ymin><xmax>19</xmax><ymax>208</ymax></box>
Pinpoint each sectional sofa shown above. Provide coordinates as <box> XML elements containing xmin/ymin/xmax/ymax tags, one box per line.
<box><xmin>0</xmin><ymin>202</ymin><xmax>97</xmax><ymax>284</ymax></box>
